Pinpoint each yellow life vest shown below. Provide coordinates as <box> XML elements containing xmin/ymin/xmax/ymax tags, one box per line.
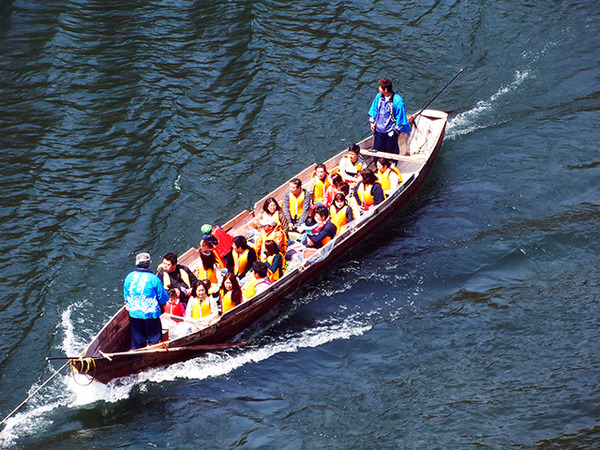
<box><xmin>288</xmin><ymin>190</ymin><xmax>305</xmax><ymax>220</ymax></box>
<box><xmin>329</xmin><ymin>205</ymin><xmax>349</xmax><ymax>234</ymax></box>
<box><xmin>189</xmin><ymin>297</ymin><xmax>212</xmax><ymax>320</ymax></box>
<box><xmin>220</xmin><ymin>290</ymin><xmax>235</xmax><ymax>314</ymax></box>
<box><xmin>162</xmin><ymin>267</ymin><xmax>191</xmax><ymax>290</ymax></box>
<box><xmin>258</xmin><ymin>227</ymin><xmax>287</xmax><ymax>256</ymax></box>
<box><xmin>340</xmin><ymin>155</ymin><xmax>363</xmax><ymax>174</ymax></box>
<box><xmin>378</xmin><ymin>167</ymin><xmax>402</xmax><ymax>192</ymax></box>
<box><xmin>242</xmin><ymin>276</ymin><xmax>270</xmax><ymax>299</ymax></box>
<box><xmin>262</xmin><ymin>211</ymin><xmax>282</xmax><ymax>227</ymax></box>
<box><xmin>232</xmin><ymin>249</ymin><xmax>250</xmax><ymax>277</ymax></box>
<box><xmin>197</xmin><ymin>264</ymin><xmax>219</xmax><ymax>286</ymax></box>
<box><xmin>200</xmin><ymin>298</ymin><xmax>212</xmax><ymax>318</ymax></box>
<box><xmin>357</xmin><ymin>182</ymin><xmax>383</xmax><ymax>206</ymax></box>
<box><xmin>188</xmin><ymin>297</ymin><xmax>201</xmax><ymax>320</ymax></box>
<box><xmin>311</xmin><ymin>174</ymin><xmax>331</xmax><ymax>204</ymax></box>
<box><xmin>266</xmin><ymin>253</ymin><xmax>284</xmax><ymax>281</ymax></box>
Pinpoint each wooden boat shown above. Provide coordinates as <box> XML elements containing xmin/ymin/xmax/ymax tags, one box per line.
<box><xmin>70</xmin><ymin>109</ymin><xmax>448</xmax><ymax>383</ymax></box>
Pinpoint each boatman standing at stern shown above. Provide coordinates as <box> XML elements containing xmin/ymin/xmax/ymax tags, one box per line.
<box><xmin>124</xmin><ymin>252</ymin><xmax>169</xmax><ymax>350</ymax></box>
<box><xmin>368</xmin><ymin>78</ymin><xmax>414</xmax><ymax>155</ymax></box>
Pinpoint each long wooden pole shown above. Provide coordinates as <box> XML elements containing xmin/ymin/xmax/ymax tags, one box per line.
<box><xmin>411</xmin><ymin>68</ymin><xmax>465</xmax><ymax>123</ymax></box>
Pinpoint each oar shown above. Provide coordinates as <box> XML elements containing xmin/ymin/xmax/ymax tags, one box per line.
<box><xmin>46</xmin><ymin>341</ymin><xmax>247</xmax><ymax>361</ymax></box>
<box><xmin>1</xmin><ymin>361</ymin><xmax>70</xmax><ymax>427</ymax></box>
<box><xmin>410</xmin><ymin>68</ymin><xmax>465</xmax><ymax>123</ymax></box>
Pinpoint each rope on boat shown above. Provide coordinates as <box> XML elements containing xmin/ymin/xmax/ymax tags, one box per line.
<box><xmin>0</xmin><ymin>361</ymin><xmax>70</xmax><ymax>428</ymax></box>
<box><xmin>70</xmin><ymin>357</ymin><xmax>96</xmax><ymax>386</ymax></box>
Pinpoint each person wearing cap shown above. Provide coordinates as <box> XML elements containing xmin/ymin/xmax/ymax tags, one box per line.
<box><xmin>199</xmin><ymin>223</ymin><xmax>234</xmax><ymax>273</ymax></box>
<box><xmin>123</xmin><ymin>253</ymin><xmax>169</xmax><ymax>350</ymax></box>
<box><xmin>200</xmin><ymin>224</ymin><xmax>218</xmax><ymax>248</ymax></box>
<box><xmin>368</xmin><ymin>78</ymin><xmax>414</xmax><ymax>155</ymax></box>
<box><xmin>156</xmin><ymin>252</ymin><xmax>198</xmax><ymax>308</ymax></box>
<box><xmin>339</xmin><ymin>144</ymin><xmax>366</xmax><ymax>185</ymax></box>
<box><xmin>253</xmin><ymin>216</ymin><xmax>287</xmax><ymax>260</ymax></box>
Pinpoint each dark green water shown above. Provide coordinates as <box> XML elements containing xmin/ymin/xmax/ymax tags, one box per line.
<box><xmin>1</xmin><ymin>0</ymin><xmax>599</xmax><ymax>448</ymax></box>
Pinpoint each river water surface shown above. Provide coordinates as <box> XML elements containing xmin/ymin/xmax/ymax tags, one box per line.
<box><xmin>1</xmin><ymin>1</ymin><xmax>599</xmax><ymax>448</ymax></box>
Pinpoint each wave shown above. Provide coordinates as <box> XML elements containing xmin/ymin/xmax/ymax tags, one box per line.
<box><xmin>446</xmin><ymin>69</ymin><xmax>530</xmax><ymax>139</ymax></box>
<box><xmin>0</xmin><ymin>309</ymin><xmax>371</xmax><ymax>447</ymax></box>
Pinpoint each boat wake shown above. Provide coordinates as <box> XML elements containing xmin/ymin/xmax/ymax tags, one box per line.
<box><xmin>446</xmin><ymin>69</ymin><xmax>530</xmax><ymax>139</ymax></box>
<box><xmin>0</xmin><ymin>305</ymin><xmax>371</xmax><ymax>447</ymax></box>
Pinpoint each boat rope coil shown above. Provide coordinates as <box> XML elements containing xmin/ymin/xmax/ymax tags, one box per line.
<box><xmin>70</xmin><ymin>357</ymin><xmax>96</xmax><ymax>385</ymax></box>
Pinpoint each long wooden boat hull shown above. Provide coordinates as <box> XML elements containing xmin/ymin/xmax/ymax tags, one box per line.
<box><xmin>71</xmin><ymin>110</ymin><xmax>448</xmax><ymax>383</ymax></box>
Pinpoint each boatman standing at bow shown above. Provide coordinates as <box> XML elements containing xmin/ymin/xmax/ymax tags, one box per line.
<box><xmin>124</xmin><ymin>252</ymin><xmax>169</xmax><ymax>350</ymax></box>
<box><xmin>368</xmin><ymin>78</ymin><xmax>414</xmax><ymax>155</ymax></box>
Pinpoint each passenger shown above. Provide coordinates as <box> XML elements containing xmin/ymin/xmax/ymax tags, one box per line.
<box><xmin>263</xmin><ymin>239</ymin><xmax>285</xmax><ymax>281</ymax></box>
<box><xmin>199</xmin><ymin>224</ymin><xmax>234</xmax><ymax>272</ymax></box>
<box><xmin>241</xmin><ymin>261</ymin><xmax>272</xmax><ymax>299</ymax></box>
<box><xmin>200</xmin><ymin>224</ymin><xmax>219</xmax><ymax>249</ymax></box>
<box><xmin>338</xmin><ymin>182</ymin><xmax>361</xmax><ymax>220</ymax></box>
<box><xmin>156</xmin><ymin>252</ymin><xmax>198</xmax><ymax>308</ymax></box>
<box><xmin>354</xmin><ymin>168</ymin><xmax>385</xmax><ymax>211</ymax></box>
<box><xmin>262</xmin><ymin>197</ymin><xmax>289</xmax><ymax>233</ymax></box>
<box><xmin>219</xmin><ymin>272</ymin><xmax>243</xmax><ymax>314</ymax></box>
<box><xmin>163</xmin><ymin>289</ymin><xmax>186</xmax><ymax>322</ymax></box>
<box><xmin>323</xmin><ymin>172</ymin><xmax>343</xmax><ymax>207</ymax></box>
<box><xmin>298</xmin><ymin>217</ymin><xmax>319</xmax><ymax>246</ymax></box>
<box><xmin>339</xmin><ymin>144</ymin><xmax>366</xmax><ymax>185</ymax></box>
<box><xmin>186</xmin><ymin>280</ymin><xmax>217</xmax><ymax>320</ymax></box>
<box><xmin>305</xmin><ymin>205</ymin><xmax>337</xmax><ymax>249</ymax></box>
<box><xmin>196</xmin><ymin>249</ymin><xmax>223</xmax><ymax>289</ymax></box>
<box><xmin>283</xmin><ymin>178</ymin><xmax>311</xmax><ymax>233</ymax></box>
<box><xmin>200</xmin><ymin>278</ymin><xmax>216</xmax><ymax>299</ymax></box>
<box><xmin>308</xmin><ymin>164</ymin><xmax>331</xmax><ymax>206</ymax></box>
<box><xmin>254</xmin><ymin>216</ymin><xmax>287</xmax><ymax>258</ymax></box>
<box><xmin>329</xmin><ymin>193</ymin><xmax>354</xmax><ymax>235</ymax></box>
<box><xmin>376</xmin><ymin>157</ymin><xmax>402</xmax><ymax>196</ymax></box>
<box><xmin>124</xmin><ymin>252</ymin><xmax>169</xmax><ymax>350</ymax></box>
<box><xmin>231</xmin><ymin>235</ymin><xmax>258</xmax><ymax>280</ymax></box>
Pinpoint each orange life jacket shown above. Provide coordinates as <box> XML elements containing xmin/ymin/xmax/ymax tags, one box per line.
<box><xmin>329</xmin><ymin>204</ymin><xmax>349</xmax><ymax>234</ymax></box>
<box><xmin>357</xmin><ymin>182</ymin><xmax>384</xmax><ymax>206</ymax></box>
<box><xmin>242</xmin><ymin>276</ymin><xmax>271</xmax><ymax>299</ymax></box>
<box><xmin>220</xmin><ymin>290</ymin><xmax>236</xmax><ymax>314</ymax></box>
<box><xmin>232</xmin><ymin>249</ymin><xmax>250</xmax><ymax>277</ymax></box>
<box><xmin>257</xmin><ymin>227</ymin><xmax>287</xmax><ymax>257</ymax></box>
<box><xmin>266</xmin><ymin>253</ymin><xmax>284</xmax><ymax>281</ymax></box>
<box><xmin>200</xmin><ymin>298</ymin><xmax>212</xmax><ymax>318</ymax></box>
<box><xmin>378</xmin><ymin>167</ymin><xmax>402</xmax><ymax>192</ymax></box>
<box><xmin>311</xmin><ymin>173</ymin><xmax>331</xmax><ymax>204</ymax></box>
<box><xmin>197</xmin><ymin>264</ymin><xmax>219</xmax><ymax>286</ymax></box>
<box><xmin>288</xmin><ymin>190</ymin><xmax>305</xmax><ymax>220</ymax></box>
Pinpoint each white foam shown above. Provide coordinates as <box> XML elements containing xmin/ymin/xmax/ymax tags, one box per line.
<box><xmin>447</xmin><ymin>70</ymin><xmax>530</xmax><ymax>139</ymax></box>
<box><xmin>0</xmin><ymin>310</ymin><xmax>371</xmax><ymax>446</ymax></box>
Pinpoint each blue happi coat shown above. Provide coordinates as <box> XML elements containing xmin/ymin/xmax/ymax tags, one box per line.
<box><xmin>123</xmin><ymin>268</ymin><xmax>169</xmax><ymax>319</ymax></box>
<box><xmin>368</xmin><ymin>92</ymin><xmax>411</xmax><ymax>134</ymax></box>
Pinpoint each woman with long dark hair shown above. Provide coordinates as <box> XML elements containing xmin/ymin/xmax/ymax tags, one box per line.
<box><xmin>219</xmin><ymin>272</ymin><xmax>243</xmax><ymax>314</ymax></box>
<box><xmin>262</xmin><ymin>197</ymin><xmax>289</xmax><ymax>233</ymax></box>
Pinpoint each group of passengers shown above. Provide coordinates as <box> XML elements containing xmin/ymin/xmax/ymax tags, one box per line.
<box><xmin>124</xmin><ymin>77</ymin><xmax>413</xmax><ymax>349</ymax></box>
<box><xmin>155</xmin><ymin>144</ymin><xmax>406</xmax><ymax>336</ymax></box>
